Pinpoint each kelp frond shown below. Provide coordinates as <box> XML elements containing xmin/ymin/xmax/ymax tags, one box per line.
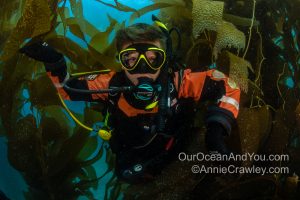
<box><xmin>226</xmin><ymin>51</ymin><xmax>253</xmax><ymax>93</ymax></box>
<box><xmin>192</xmin><ymin>0</ymin><xmax>224</xmax><ymax>37</ymax></box>
<box><xmin>191</xmin><ymin>0</ymin><xmax>246</xmax><ymax>60</ymax></box>
<box><xmin>213</xmin><ymin>21</ymin><xmax>246</xmax><ymax>59</ymax></box>
<box><xmin>1</xmin><ymin>0</ymin><xmax>53</xmax><ymax>61</ymax></box>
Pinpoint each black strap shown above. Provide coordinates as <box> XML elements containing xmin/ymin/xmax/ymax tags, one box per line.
<box><xmin>177</xmin><ymin>68</ymin><xmax>184</xmax><ymax>92</ymax></box>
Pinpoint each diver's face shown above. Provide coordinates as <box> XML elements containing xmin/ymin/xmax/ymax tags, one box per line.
<box><xmin>120</xmin><ymin>40</ymin><xmax>163</xmax><ymax>85</ymax></box>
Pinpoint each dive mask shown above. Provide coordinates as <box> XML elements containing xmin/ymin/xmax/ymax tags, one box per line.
<box><xmin>118</xmin><ymin>43</ymin><xmax>166</xmax><ymax>73</ymax></box>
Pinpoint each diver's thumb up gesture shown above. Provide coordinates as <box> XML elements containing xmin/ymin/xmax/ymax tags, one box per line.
<box><xmin>19</xmin><ymin>41</ymin><xmax>63</xmax><ymax>63</ymax></box>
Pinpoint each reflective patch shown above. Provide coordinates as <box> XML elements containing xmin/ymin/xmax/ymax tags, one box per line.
<box><xmin>227</xmin><ymin>78</ymin><xmax>238</xmax><ymax>89</ymax></box>
<box><xmin>171</xmin><ymin>98</ymin><xmax>177</xmax><ymax>106</ymax></box>
<box><xmin>219</xmin><ymin>95</ymin><xmax>239</xmax><ymax>110</ymax></box>
<box><xmin>212</xmin><ymin>70</ymin><xmax>226</xmax><ymax>79</ymax></box>
<box><xmin>86</xmin><ymin>74</ymin><xmax>98</xmax><ymax>80</ymax></box>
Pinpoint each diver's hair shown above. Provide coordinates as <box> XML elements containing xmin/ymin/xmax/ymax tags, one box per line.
<box><xmin>115</xmin><ymin>23</ymin><xmax>166</xmax><ymax>51</ymax></box>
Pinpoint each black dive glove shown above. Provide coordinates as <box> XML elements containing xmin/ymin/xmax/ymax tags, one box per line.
<box><xmin>205</xmin><ymin>122</ymin><xmax>230</xmax><ymax>155</ymax></box>
<box><xmin>19</xmin><ymin>41</ymin><xmax>63</xmax><ymax>63</ymax></box>
<box><xmin>20</xmin><ymin>41</ymin><xmax>67</xmax><ymax>81</ymax></box>
<box><xmin>205</xmin><ymin>106</ymin><xmax>235</xmax><ymax>155</ymax></box>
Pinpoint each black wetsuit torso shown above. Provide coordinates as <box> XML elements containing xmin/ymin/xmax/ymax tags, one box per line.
<box><xmin>106</xmin><ymin>72</ymin><xmax>194</xmax><ymax>181</ymax></box>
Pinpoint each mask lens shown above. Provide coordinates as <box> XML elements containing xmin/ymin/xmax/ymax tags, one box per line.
<box><xmin>120</xmin><ymin>50</ymin><xmax>140</xmax><ymax>70</ymax></box>
<box><xmin>145</xmin><ymin>50</ymin><xmax>165</xmax><ymax>69</ymax></box>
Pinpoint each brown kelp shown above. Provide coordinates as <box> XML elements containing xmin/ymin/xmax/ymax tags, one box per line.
<box><xmin>0</xmin><ymin>0</ymin><xmax>53</xmax><ymax>61</ymax></box>
<box><xmin>0</xmin><ymin>0</ymin><xmax>300</xmax><ymax>199</ymax></box>
<box><xmin>217</xmin><ymin>50</ymin><xmax>253</xmax><ymax>93</ymax></box>
<box><xmin>0</xmin><ymin>0</ymin><xmax>116</xmax><ymax>199</ymax></box>
<box><xmin>0</xmin><ymin>0</ymin><xmax>25</xmax><ymax>50</ymax></box>
<box><xmin>191</xmin><ymin>0</ymin><xmax>249</xmax><ymax>91</ymax></box>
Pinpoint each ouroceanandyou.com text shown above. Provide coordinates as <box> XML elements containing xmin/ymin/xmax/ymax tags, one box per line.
<box><xmin>178</xmin><ymin>152</ymin><xmax>289</xmax><ymax>162</ymax></box>
<box><xmin>178</xmin><ymin>152</ymin><xmax>290</xmax><ymax>175</ymax></box>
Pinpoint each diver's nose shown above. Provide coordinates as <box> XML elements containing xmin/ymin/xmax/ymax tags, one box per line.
<box><xmin>138</xmin><ymin>58</ymin><xmax>149</xmax><ymax>74</ymax></box>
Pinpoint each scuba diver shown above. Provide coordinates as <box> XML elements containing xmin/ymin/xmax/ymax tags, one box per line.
<box><xmin>20</xmin><ymin>17</ymin><xmax>240</xmax><ymax>183</ymax></box>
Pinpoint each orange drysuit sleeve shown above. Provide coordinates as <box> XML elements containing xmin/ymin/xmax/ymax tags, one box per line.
<box><xmin>47</xmin><ymin>67</ymin><xmax>115</xmax><ymax>101</ymax></box>
<box><xmin>176</xmin><ymin>69</ymin><xmax>240</xmax><ymax>118</ymax></box>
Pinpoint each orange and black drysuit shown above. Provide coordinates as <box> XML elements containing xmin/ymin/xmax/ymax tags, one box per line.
<box><xmin>20</xmin><ymin>40</ymin><xmax>240</xmax><ymax>179</ymax></box>
<box><xmin>47</xmin><ymin>60</ymin><xmax>239</xmax><ymax>128</ymax></box>
<box><xmin>44</xmin><ymin>57</ymin><xmax>240</xmax><ymax>180</ymax></box>
<box><xmin>20</xmin><ymin>41</ymin><xmax>240</xmax><ymax>181</ymax></box>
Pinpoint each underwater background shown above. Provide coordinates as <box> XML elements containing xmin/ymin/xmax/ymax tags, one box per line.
<box><xmin>0</xmin><ymin>0</ymin><xmax>300</xmax><ymax>199</ymax></box>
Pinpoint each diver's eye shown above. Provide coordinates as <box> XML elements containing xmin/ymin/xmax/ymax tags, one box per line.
<box><xmin>122</xmin><ymin>51</ymin><xmax>139</xmax><ymax>67</ymax></box>
<box><xmin>148</xmin><ymin>57</ymin><xmax>156</xmax><ymax>64</ymax></box>
<box><xmin>145</xmin><ymin>51</ymin><xmax>157</xmax><ymax>63</ymax></box>
<box><xmin>128</xmin><ymin>57</ymin><xmax>137</xmax><ymax>66</ymax></box>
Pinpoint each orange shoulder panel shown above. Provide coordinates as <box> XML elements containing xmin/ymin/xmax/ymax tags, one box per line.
<box><xmin>177</xmin><ymin>69</ymin><xmax>207</xmax><ymax>100</ymax></box>
<box><xmin>87</xmin><ymin>71</ymin><xmax>116</xmax><ymax>100</ymax></box>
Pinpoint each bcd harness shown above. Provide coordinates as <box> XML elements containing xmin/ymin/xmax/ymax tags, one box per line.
<box><xmin>106</xmin><ymin>70</ymin><xmax>185</xmax><ymax>153</ymax></box>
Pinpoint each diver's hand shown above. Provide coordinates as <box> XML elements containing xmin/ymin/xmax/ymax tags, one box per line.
<box><xmin>205</xmin><ymin>122</ymin><xmax>231</xmax><ymax>155</ymax></box>
<box><xmin>19</xmin><ymin>41</ymin><xmax>63</xmax><ymax>63</ymax></box>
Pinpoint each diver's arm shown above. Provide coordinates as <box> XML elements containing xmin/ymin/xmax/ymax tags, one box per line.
<box><xmin>46</xmin><ymin>59</ymin><xmax>116</xmax><ymax>101</ymax></box>
<box><xmin>176</xmin><ymin>69</ymin><xmax>240</xmax><ymax>119</ymax></box>
<box><xmin>20</xmin><ymin>41</ymin><xmax>114</xmax><ymax>101</ymax></box>
<box><xmin>199</xmin><ymin>69</ymin><xmax>240</xmax><ymax>133</ymax></box>
<box><xmin>177</xmin><ymin>68</ymin><xmax>240</xmax><ymax>154</ymax></box>
<box><xmin>47</xmin><ymin>63</ymin><xmax>116</xmax><ymax>101</ymax></box>
<box><xmin>200</xmin><ymin>69</ymin><xmax>240</xmax><ymax>154</ymax></box>
<box><xmin>20</xmin><ymin>41</ymin><xmax>91</xmax><ymax>100</ymax></box>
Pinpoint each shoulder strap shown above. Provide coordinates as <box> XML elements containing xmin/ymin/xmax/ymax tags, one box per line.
<box><xmin>176</xmin><ymin>68</ymin><xmax>184</xmax><ymax>92</ymax></box>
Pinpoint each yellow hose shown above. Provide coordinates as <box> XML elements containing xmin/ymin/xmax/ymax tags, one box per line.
<box><xmin>58</xmin><ymin>92</ymin><xmax>93</xmax><ymax>132</ymax></box>
<box><xmin>57</xmin><ymin>69</ymin><xmax>113</xmax><ymax>140</ymax></box>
